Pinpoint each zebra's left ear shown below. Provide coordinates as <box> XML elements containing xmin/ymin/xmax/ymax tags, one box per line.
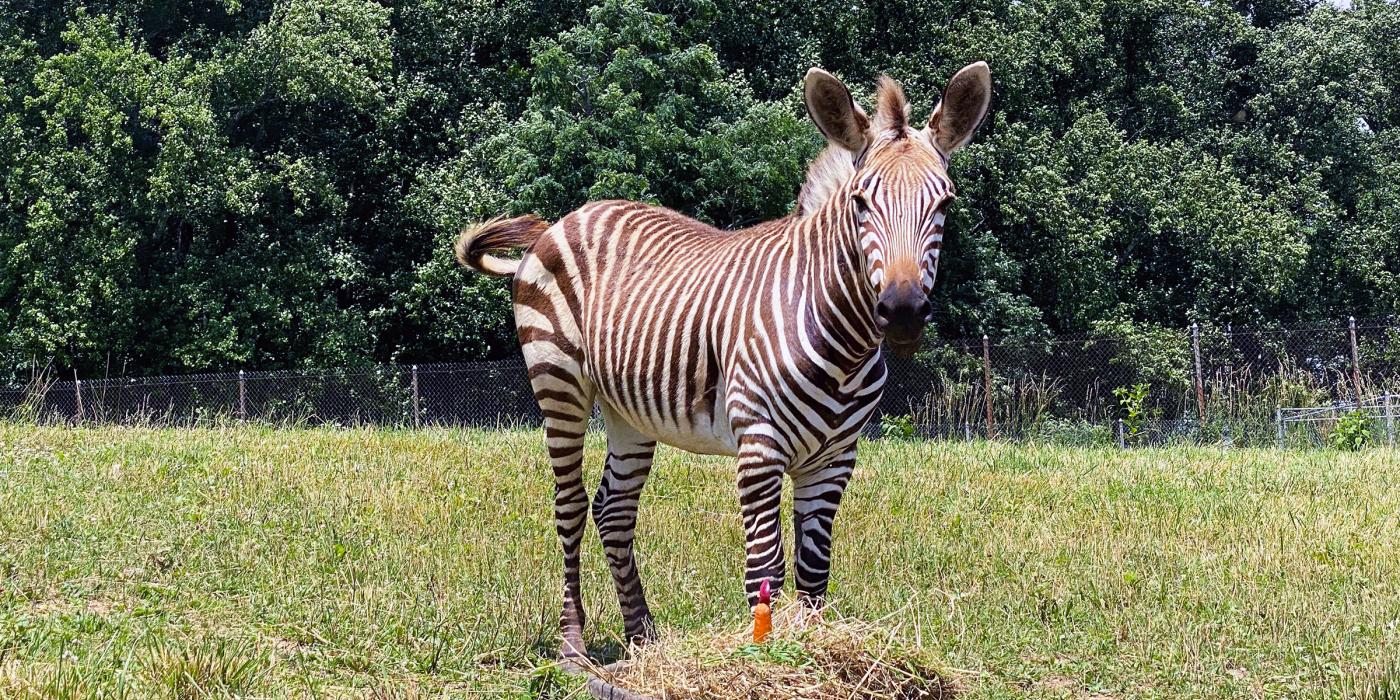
<box><xmin>925</xmin><ymin>62</ymin><xmax>992</xmax><ymax>156</ymax></box>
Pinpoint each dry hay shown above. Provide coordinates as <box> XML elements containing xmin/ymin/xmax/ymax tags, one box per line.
<box><xmin>580</xmin><ymin>603</ymin><xmax>955</xmax><ymax>700</ymax></box>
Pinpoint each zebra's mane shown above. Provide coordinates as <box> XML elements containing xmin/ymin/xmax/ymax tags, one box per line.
<box><xmin>873</xmin><ymin>75</ymin><xmax>910</xmax><ymax>134</ymax></box>
<box><xmin>796</xmin><ymin>76</ymin><xmax>911</xmax><ymax>218</ymax></box>
<box><xmin>796</xmin><ymin>145</ymin><xmax>856</xmax><ymax>217</ymax></box>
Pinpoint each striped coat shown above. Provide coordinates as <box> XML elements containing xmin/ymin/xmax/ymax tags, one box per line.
<box><xmin>457</xmin><ymin>64</ymin><xmax>991</xmax><ymax>657</ymax></box>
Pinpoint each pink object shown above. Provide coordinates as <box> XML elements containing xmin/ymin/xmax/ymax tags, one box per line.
<box><xmin>758</xmin><ymin>579</ymin><xmax>771</xmax><ymax>605</ymax></box>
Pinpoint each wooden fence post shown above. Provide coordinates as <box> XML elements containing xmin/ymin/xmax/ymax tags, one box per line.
<box><xmin>1191</xmin><ymin>323</ymin><xmax>1205</xmax><ymax>424</ymax></box>
<box><xmin>412</xmin><ymin>365</ymin><xmax>421</xmax><ymax>429</ymax></box>
<box><xmin>238</xmin><ymin>370</ymin><xmax>247</xmax><ymax>420</ymax></box>
<box><xmin>73</xmin><ymin>370</ymin><xmax>84</xmax><ymax>423</ymax></box>
<box><xmin>981</xmin><ymin>334</ymin><xmax>995</xmax><ymax>438</ymax></box>
<box><xmin>1348</xmin><ymin>316</ymin><xmax>1363</xmax><ymax>404</ymax></box>
<box><xmin>1225</xmin><ymin>323</ymin><xmax>1234</xmax><ymax>418</ymax></box>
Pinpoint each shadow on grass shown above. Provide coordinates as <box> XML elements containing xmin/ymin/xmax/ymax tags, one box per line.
<box><xmin>526</xmin><ymin>636</ymin><xmax>628</xmax><ymax>667</ymax></box>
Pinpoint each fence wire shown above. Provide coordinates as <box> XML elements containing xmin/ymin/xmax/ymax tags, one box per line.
<box><xmin>4</xmin><ymin>317</ymin><xmax>1397</xmax><ymax>448</ymax></box>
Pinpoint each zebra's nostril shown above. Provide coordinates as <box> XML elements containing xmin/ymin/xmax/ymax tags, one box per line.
<box><xmin>876</xmin><ymin>299</ymin><xmax>894</xmax><ymax>323</ymax></box>
<box><xmin>915</xmin><ymin>298</ymin><xmax>931</xmax><ymax>319</ymax></box>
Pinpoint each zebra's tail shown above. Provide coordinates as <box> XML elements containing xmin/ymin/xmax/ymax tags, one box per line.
<box><xmin>454</xmin><ymin>214</ymin><xmax>549</xmax><ymax>277</ymax></box>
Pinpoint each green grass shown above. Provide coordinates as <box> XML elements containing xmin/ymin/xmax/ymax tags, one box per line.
<box><xmin>1</xmin><ymin>425</ymin><xmax>1399</xmax><ymax>698</ymax></box>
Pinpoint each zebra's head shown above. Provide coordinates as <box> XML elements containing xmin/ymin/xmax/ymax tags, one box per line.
<box><xmin>802</xmin><ymin>63</ymin><xmax>992</xmax><ymax>356</ymax></box>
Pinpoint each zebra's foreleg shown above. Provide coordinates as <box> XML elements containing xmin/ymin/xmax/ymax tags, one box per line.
<box><xmin>736</xmin><ymin>433</ymin><xmax>788</xmax><ymax>607</ymax></box>
<box><xmin>791</xmin><ymin>451</ymin><xmax>855</xmax><ymax>606</ymax></box>
<box><xmin>592</xmin><ymin>411</ymin><xmax>658</xmax><ymax>644</ymax></box>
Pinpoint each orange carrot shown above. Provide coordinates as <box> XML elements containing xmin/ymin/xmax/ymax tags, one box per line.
<box><xmin>752</xmin><ymin>579</ymin><xmax>773</xmax><ymax>643</ymax></box>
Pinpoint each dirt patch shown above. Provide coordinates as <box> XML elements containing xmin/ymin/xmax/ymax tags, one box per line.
<box><xmin>1035</xmin><ymin>675</ymin><xmax>1079</xmax><ymax>692</ymax></box>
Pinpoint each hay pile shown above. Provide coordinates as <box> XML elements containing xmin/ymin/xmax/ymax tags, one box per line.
<box><xmin>581</xmin><ymin>604</ymin><xmax>955</xmax><ymax>700</ymax></box>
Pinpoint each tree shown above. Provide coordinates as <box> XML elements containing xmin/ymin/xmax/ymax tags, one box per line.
<box><xmin>0</xmin><ymin>0</ymin><xmax>1395</xmax><ymax>379</ymax></box>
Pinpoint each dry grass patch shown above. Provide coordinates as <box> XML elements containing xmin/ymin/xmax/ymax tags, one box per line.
<box><xmin>0</xmin><ymin>660</ymin><xmax>101</xmax><ymax>700</ymax></box>
<box><xmin>1338</xmin><ymin>660</ymin><xmax>1400</xmax><ymax>700</ymax></box>
<box><xmin>143</xmin><ymin>641</ymin><xmax>270</xmax><ymax>699</ymax></box>
<box><xmin>588</xmin><ymin>603</ymin><xmax>955</xmax><ymax>699</ymax></box>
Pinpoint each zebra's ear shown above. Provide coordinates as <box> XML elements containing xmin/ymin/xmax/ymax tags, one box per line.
<box><xmin>804</xmin><ymin>68</ymin><xmax>872</xmax><ymax>154</ymax></box>
<box><xmin>926</xmin><ymin>61</ymin><xmax>992</xmax><ymax>155</ymax></box>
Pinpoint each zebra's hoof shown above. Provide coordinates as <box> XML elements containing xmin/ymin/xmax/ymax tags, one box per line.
<box><xmin>560</xmin><ymin>631</ymin><xmax>589</xmax><ymax>661</ymax></box>
<box><xmin>625</xmin><ymin>618</ymin><xmax>658</xmax><ymax>647</ymax></box>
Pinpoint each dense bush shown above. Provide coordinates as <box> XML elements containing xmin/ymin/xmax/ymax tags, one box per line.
<box><xmin>1</xmin><ymin>0</ymin><xmax>1397</xmax><ymax>378</ymax></box>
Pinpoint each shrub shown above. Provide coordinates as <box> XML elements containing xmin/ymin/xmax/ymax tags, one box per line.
<box><xmin>1330</xmin><ymin>410</ymin><xmax>1373</xmax><ymax>452</ymax></box>
<box><xmin>1113</xmin><ymin>382</ymin><xmax>1152</xmax><ymax>442</ymax></box>
<box><xmin>879</xmin><ymin>414</ymin><xmax>917</xmax><ymax>441</ymax></box>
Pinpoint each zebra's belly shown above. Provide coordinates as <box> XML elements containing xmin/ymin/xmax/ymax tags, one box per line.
<box><xmin>644</xmin><ymin>416</ymin><xmax>738</xmax><ymax>457</ymax></box>
<box><xmin>600</xmin><ymin>389</ymin><xmax>738</xmax><ymax>457</ymax></box>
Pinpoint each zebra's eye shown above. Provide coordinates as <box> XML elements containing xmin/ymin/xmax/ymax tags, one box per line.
<box><xmin>852</xmin><ymin>191</ymin><xmax>871</xmax><ymax>215</ymax></box>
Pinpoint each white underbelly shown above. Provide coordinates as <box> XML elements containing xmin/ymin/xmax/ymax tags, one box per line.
<box><xmin>605</xmin><ymin>397</ymin><xmax>738</xmax><ymax>457</ymax></box>
<box><xmin>649</xmin><ymin>418</ymin><xmax>738</xmax><ymax>456</ymax></box>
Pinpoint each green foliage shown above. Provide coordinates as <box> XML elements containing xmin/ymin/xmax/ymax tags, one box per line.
<box><xmin>527</xmin><ymin>663</ymin><xmax>584</xmax><ymax>699</ymax></box>
<box><xmin>1331</xmin><ymin>410</ymin><xmax>1374</xmax><ymax>452</ymax></box>
<box><xmin>1094</xmin><ymin>319</ymin><xmax>1192</xmax><ymax>390</ymax></box>
<box><xmin>451</xmin><ymin>0</ymin><xmax>815</xmax><ymax>223</ymax></box>
<box><xmin>1029</xmin><ymin>417</ymin><xmax>1114</xmax><ymax>447</ymax></box>
<box><xmin>879</xmin><ymin>413</ymin><xmax>918</xmax><ymax>441</ymax></box>
<box><xmin>1113</xmin><ymin>382</ymin><xmax>1151</xmax><ymax>440</ymax></box>
<box><xmin>0</xmin><ymin>0</ymin><xmax>1398</xmax><ymax>378</ymax></box>
<box><xmin>734</xmin><ymin>639</ymin><xmax>812</xmax><ymax>667</ymax></box>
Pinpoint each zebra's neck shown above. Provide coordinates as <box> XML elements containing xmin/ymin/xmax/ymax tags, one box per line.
<box><xmin>790</xmin><ymin>185</ymin><xmax>884</xmax><ymax>377</ymax></box>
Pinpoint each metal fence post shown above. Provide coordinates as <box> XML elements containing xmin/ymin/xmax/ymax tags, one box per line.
<box><xmin>1275</xmin><ymin>409</ymin><xmax>1284</xmax><ymax>450</ymax></box>
<box><xmin>981</xmin><ymin>334</ymin><xmax>995</xmax><ymax>438</ymax></box>
<box><xmin>1349</xmin><ymin>316</ymin><xmax>1363</xmax><ymax>403</ymax></box>
<box><xmin>238</xmin><ymin>370</ymin><xmax>247</xmax><ymax>421</ymax></box>
<box><xmin>1386</xmin><ymin>393</ymin><xmax>1395</xmax><ymax>447</ymax></box>
<box><xmin>1116</xmin><ymin>418</ymin><xmax>1126</xmax><ymax>449</ymax></box>
<box><xmin>412</xmin><ymin>365</ymin><xmax>421</xmax><ymax>429</ymax></box>
<box><xmin>1191</xmin><ymin>323</ymin><xmax>1205</xmax><ymax>424</ymax></box>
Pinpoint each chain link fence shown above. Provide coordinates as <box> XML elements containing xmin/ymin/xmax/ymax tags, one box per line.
<box><xmin>4</xmin><ymin>317</ymin><xmax>1397</xmax><ymax>448</ymax></box>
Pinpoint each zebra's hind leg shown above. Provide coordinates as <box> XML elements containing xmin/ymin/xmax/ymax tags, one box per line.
<box><xmin>531</xmin><ymin>370</ymin><xmax>595</xmax><ymax>659</ymax></box>
<box><xmin>591</xmin><ymin>407</ymin><xmax>658</xmax><ymax>644</ymax></box>
<box><xmin>791</xmin><ymin>449</ymin><xmax>855</xmax><ymax>607</ymax></box>
<box><xmin>736</xmin><ymin>431</ymin><xmax>789</xmax><ymax>607</ymax></box>
<box><xmin>544</xmin><ymin>412</ymin><xmax>591</xmax><ymax>659</ymax></box>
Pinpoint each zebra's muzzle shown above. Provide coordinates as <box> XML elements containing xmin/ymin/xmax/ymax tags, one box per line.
<box><xmin>876</xmin><ymin>281</ymin><xmax>930</xmax><ymax>357</ymax></box>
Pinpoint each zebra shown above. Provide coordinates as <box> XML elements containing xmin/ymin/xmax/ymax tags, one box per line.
<box><xmin>456</xmin><ymin>64</ymin><xmax>991</xmax><ymax>658</ymax></box>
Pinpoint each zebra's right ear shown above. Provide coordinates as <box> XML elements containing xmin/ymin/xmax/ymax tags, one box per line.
<box><xmin>804</xmin><ymin>68</ymin><xmax>872</xmax><ymax>154</ymax></box>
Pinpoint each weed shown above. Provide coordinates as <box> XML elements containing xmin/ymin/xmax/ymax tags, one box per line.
<box><xmin>1331</xmin><ymin>410</ymin><xmax>1374</xmax><ymax>452</ymax></box>
<box><xmin>1113</xmin><ymin>382</ymin><xmax>1151</xmax><ymax>441</ymax></box>
<box><xmin>879</xmin><ymin>413</ymin><xmax>917</xmax><ymax>441</ymax></box>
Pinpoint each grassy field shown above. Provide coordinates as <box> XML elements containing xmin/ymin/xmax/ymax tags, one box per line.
<box><xmin>1</xmin><ymin>425</ymin><xmax>1399</xmax><ymax>699</ymax></box>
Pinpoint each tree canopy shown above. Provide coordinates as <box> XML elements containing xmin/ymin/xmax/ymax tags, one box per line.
<box><xmin>1</xmin><ymin>0</ymin><xmax>1396</xmax><ymax>377</ymax></box>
